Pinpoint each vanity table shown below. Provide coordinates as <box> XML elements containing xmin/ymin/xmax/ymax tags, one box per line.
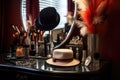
<box><xmin>0</xmin><ymin>57</ymin><xmax>111</xmax><ymax>80</ymax></box>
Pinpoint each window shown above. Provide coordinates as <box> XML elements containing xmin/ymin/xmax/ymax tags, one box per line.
<box><xmin>21</xmin><ymin>0</ymin><xmax>27</xmax><ymax>31</ymax></box>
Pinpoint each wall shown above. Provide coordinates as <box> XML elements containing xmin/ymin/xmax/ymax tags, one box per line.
<box><xmin>0</xmin><ymin>0</ymin><xmax>6</xmax><ymax>52</ymax></box>
<box><xmin>99</xmin><ymin>0</ymin><xmax>120</xmax><ymax>79</ymax></box>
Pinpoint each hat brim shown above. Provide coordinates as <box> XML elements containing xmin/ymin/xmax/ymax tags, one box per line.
<box><xmin>46</xmin><ymin>58</ymin><xmax>80</xmax><ymax>67</ymax></box>
<box><xmin>35</xmin><ymin>13</ymin><xmax>60</xmax><ymax>30</ymax></box>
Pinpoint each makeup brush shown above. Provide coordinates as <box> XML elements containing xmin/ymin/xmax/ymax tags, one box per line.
<box><xmin>15</xmin><ymin>26</ymin><xmax>20</xmax><ymax>34</ymax></box>
<box><xmin>12</xmin><ymin>25</ymin><xmax>17</xmax><ymax>31</ymax></box>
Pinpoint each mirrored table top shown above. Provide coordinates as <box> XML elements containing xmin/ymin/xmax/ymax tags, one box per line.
<box><xmin>2</xmin><ymin>57</ymin><xmax>102</xmax><ymax>73</ymax></box>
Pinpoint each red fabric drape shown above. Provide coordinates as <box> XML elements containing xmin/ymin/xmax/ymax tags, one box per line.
<box><xmin>68</xmin><ymin>0</ymin><xmax>74</xmax><ymax>12</ymax></box>
<box><xmin>26</xmin><ymin>0</ymin><xmax>39</xmax><ymax>25</ymax></box>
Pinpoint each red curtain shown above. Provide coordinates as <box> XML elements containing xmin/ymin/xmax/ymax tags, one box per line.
<box><xmin>26</xmin><ymin>0</ymin><xmax>39</xmax><ymax>25</ymax></box>
<box><xmin>68</xmin><ymin>0</ymin><xmax>74</xmax><ymax>12</ymax></box>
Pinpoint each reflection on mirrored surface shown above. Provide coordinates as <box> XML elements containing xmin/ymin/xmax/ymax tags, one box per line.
<box><xmin>6</xmin><ymin>59</ymin><xmax>100</xmax><ymax>73</ymax></box>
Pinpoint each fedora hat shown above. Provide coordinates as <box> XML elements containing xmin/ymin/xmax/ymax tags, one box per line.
<box><xmin>46</xmin><ymin>49</ymin><xmax>80</xmax><ymax>67</ymax></box>
<box><xmin>35</xmin><ymin>7</ymin><xmax>60</xmax><ymax>30</ymax></box>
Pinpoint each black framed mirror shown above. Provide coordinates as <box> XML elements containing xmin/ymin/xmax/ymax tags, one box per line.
<box><xmin>20</xmin><ymin>0</ymin><xmax>76</xmax><ymax>49</ymax></box>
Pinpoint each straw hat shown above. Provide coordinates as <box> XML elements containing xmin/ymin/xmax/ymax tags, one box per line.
<box><xmin>46</xmin><ymin>49</ymin><xmax>80</xmax><ymax>67</ymax></box>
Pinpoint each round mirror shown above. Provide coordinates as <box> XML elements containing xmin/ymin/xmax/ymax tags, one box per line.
<box><xmin>21</xmin><ymin>0</ymin><xmax>76</xmax><ymax>48</ymax></box>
